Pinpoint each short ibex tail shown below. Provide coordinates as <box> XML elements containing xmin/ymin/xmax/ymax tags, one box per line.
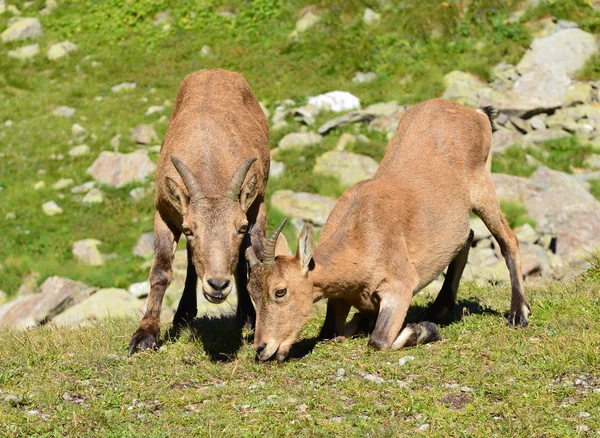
<box><xmin>478</xmin><ymin>105</ymin><xmax>497</xmax><ymax>132</ymax></box>
<box><xmin>392</xmin><ymin>322</ymin><xmax>441</xmax><ymax>350</ymax></box>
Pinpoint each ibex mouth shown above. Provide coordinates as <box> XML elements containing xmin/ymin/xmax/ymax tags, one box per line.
<box><xmin>203</xmin><ymin>291</ymin><xmax>228</xmax><ymax>304</ymax></box>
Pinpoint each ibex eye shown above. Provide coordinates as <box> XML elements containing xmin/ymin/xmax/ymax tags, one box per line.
<box><xmin>275</xmin><ymin>288</ymin><xmax>287</xmax><ymax>298</ymax></box>
<box><xmin>238</xmin><ymin>224</ymin><xmax>249</xmax><ymax>234</ymax></box>
<box><xmin>183</xmin><ymin>227</ymin><xmax>193</xmax><ymax>236</ymax></box>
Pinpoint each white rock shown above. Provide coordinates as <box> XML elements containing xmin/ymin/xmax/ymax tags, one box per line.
<box><xmin>42</xmin><ymin>201</ymin><xmax>62</xmax><ymax>216</ymax></box>
<box><xmin>111</xmin><ymin>82</ymin><xmax>136</xmax><ymax>93</ymax></box>
<box><xmin>68</xmin><ymin>144</ymin><xmax>90</xmax><ymax>157</ymax></box>
<box><xmin>71</xmin><ymin>181</ymin><xmax>96</xmax><ymax>193</ymax></box>
<box><xmin>128</xmin><ymin>281</ymin><xmax>150</xmax><ymax>299</ymax></box>
<box><xmin>51</xmin><ymin>106</ymin><xmax>75</xmax><ymax>117</ymax></box>
<box><xmin>308</xmin><ymin>91</ymin><xmax>360</xmax><ymax>113</ymax></box>
<box><xmin>269</xmin><ymin>161</ymin><xmax>285</xmax><ymax>179</ymax></box>
<box><xmin>398</xmin><ymin>355</ymin><xmax>415</xmax><ymax>366</ymax></box>
<box><xmin>82</xmin><ymin>188</ymin><xmax>104</xmax><ymax>204</ymax></box>
<box><xmin>278</xmin><ymin>131</ymin><xmax>322</xmax><ymax>150</ymax></box>
<box><xmin>1</xmin><ymin>17</ymin><xmax>42</xmax><ymax>42</ymax></box>
<box><xmin>71</xmin><ymin>123</ymin><xmax>87</xmax><ymax>138</ymax></box>
<box><xmin>46</xmin><ymin>41</ymin><xmax>78</xmax><ymax>61</ymax></box>
<box><xmin>72</xmin><ymin>239</ymin><xmax>103</xmax><ymax>266</ymax></box>
<box><xmin>34</xmin><ymin>181</ymin><xmax>45</xmax><ymax>190</ymax></box>
<box><xmin>352</xmin><ymin>71</ymin><xmax>377</xmax><ymax>83</ymax></box>
<box><xmin>145</xmin><ymin>105</ymin><xmax>164</xmax><ymax>116</ymax></box>
<box><xmin>363</xmin><ymin>8</ymin><xmax>381</xmax><ymax>26</ymax></box>
<box><xmin>7</xmin><ymin>43</ymin><xmax>39</xmax><ymax>60</ymax></box>
<box><xmin>200</xmin><ymin>45</ymin><xmax>211</xmax><ymax>56</ymax></box>
<box><xmin>52</xmin><ymin>178</ymin><xmax>73</xmax><ymax>190</ymax></box>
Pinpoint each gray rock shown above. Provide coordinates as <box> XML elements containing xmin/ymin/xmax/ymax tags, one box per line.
<box><xmin>68</xmin><ymin>144</ymin><xmax>90</xmax><ymax>157</ymax></box>
<box><xmin>294</xmin><ymin>11</ymin><xmax>320</xmax><ymax>33</ymax></box>
<box><xmin>363</xmin><ymin>8</ymin><xmax>381</xmax><ymax>26</ymax></box>
<box><xmin>492</xmin><ymin>128</ymin><xmax>523</xmax><ymax>152</ymax></box>
<box><xmin>0</xmin><ymin>276</ymin><xmax>96</xmax><ymax>329</ymax></box>
<box><xmin>278</xmin><ymin>131</ymin><xmax>322</xmax><ymax>150</ymax></box>
<box><xmin>145</xmin><ymin>105</ymin><xmax>164</xmax><ymax>116</ymax></box>
<box><xmin>72</xmin><ymin>239</ymin><xmax>104</xmax><ymax>266</ymax></box>
<box><xmin>52</xmin><ymin>178</ymin><xmax>73</xmax><ymax>190</ymax></box>
<box><xmin>42</xmin><ymin>201</ymin><xmax>62</xmax><ymax>216</ymax></box>
<box><xmin>293</xmin><ymin>105</ymin><xmax>317</xmax><ymax>126</ymax></box>
<box><xmin>269</xmin><ymin>161</ymin><xmax>285</xmax><ymax>179</ymax></box>
<box><xmin>128</xmin><ymin>281</ymin><xmax>150</xmax><ymax>299</ymax></box>
<box><xmin>336</xmin><ymin>133</ymin><xmax>357</xmax><ymax>151</ymax></box>
<box><xmin>81</xmin><ymin>188</ymin><xmax>104</xmax><ymax>204</ymax></box>
<box><xmin>46</xmin><ymin>41</ymin><xmax>78</xmax><ymax>60</ymax></box>
<box><xmin>71</xmin><ymin>181</ymin><xmax>96</xmax><ymax>193</ymax></box>
<box><xmin>318</xmin><ymin>102</ymin><xmax>401</xmax><ymax>135</ymax></box>
<box><xmin>52</xmin><ymin>106</ymin><xmax>75</xmax><ymax>117</ymax></box>
<box><xmin>368</xmin><ymin>108</ymin><xmax>407</xmax><ymax>136</ymax></box>
<box><xmin>270</xmin><ymin>190</ymin><xmax>337</xmax><ymax>227</ymax></box>
<box><xmin>34</xmin><ymin>181</ymin><xmax>45</xmax><ymax>190</ymax></box>
<box><xmin>584</xmin><ymin>154</ymin><xmax>600</xmax><ymax>170</ymax></box>
<box><xmin>364</xmin><ymin>373</ymin><xmax>384</xmax><ymax>384</ymax></box>
<box><xmin>133</xmin><ymin>232</ymin><xmax>154</xmax><ymax>258</ymax></box>
<box><xmin>493</xmin><ymin>167</ymin><xmax>600</xmax><ymax>259</ymax></box>
<box><xmin>313</xmin><ymin>151</ymin><xmax>379</xmax><ymax>188</ymax></box>
<box><xmin>529</xmin><ymin>115</ymin><xmax>547</xmax><ymax>131</ymax></box>
<box><xmin>470</xmin><ymin>217</ymin><xmax>492</xmax><ymax>241</ymax></box>
<box><xmin>39</xmin><ymin>0</ymin><xmax>57</xmax><ymax>15</ymax></box>
<box><xmin>111</xmin><ymin>82</ymin><xmax>136</xmax><ymax>93</ymax></box>
<box><xmin>1</xmin><ymin>17</ymin><xmax>42</xmax><ymax>42</ymax></box>
<box><xmin>567</xmin><ymin>82</ymin><xmax>593</xmax><ymax>104</ymax></box>
<box><xmin>352</xmin><ymin>72</ymin><xmax>377</xmax><ymax>83</ymax></box>
<box><xmin>398</xmin><ymin>355</ymin><xmax>415</xmax><ymax>366</ymax></box>
<box><xmin>513</xmin><ymin>28</ymin><xmax>598</xmax><ymax>108</ymax></box>
<box><xmin>87</xmin><ymin>150</ymin><xmax>155</xmax><ymax>188</ymax></box>
<box><xmin>522</xmin><ymin>129</ymin><xmax>570</xmax><ymax>145</ymax></box>
<box><xmin>7</xmin><ymin>43</ymin><xmax>39</xmax><ymax>59</ymax></box>
<box><xmin>515</xmin><ymin>223</ymin><xmax>538</xmax><ymax>245</ymax></box>
<box><xmin>129</xmin><ymin>186</ymin><xmax>149</xmax><ymax>202</ymax></box>
<box><xmin>71</xmin><ymin>123</ymin><xmax>87</xmax><ymax>139</ymax></box>
<box><xmin>132</xmin><ymin>124</ymin><xmax>158</xmax><ymax>145</ymax></box>
<box><xmin>510</xmin><ymin>117</ymin><xmax>530</xmax><ymax>134</ymax></box>
<box><xmin>52</xmin><ymin>288</ymin><xmax>143</xmax><ymax>326</ymax></box>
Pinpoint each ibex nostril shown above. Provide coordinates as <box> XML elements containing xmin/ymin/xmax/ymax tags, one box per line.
<box><xmin>255</xmin><ymin>343</ymin><xmax>267</xmax><ymax>354</ymax></box>
<box><xmin>207</xmin><ymin>278</ymin><xmax>230</xmax><ymax>291</ymax></box>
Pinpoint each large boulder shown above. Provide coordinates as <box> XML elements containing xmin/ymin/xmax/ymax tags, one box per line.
<box><xmin>87</xmin><ymin>150</ymin><xmax>155</xmax><ymax>188</ymax></box>
<box><xmin>52</xmin><ymin>288</ymin><xmax>143</xmax><ymax>326</ymax></box>
<box><xmin>278</xmin><ymin>131</ymin><xmax>322</xmax><ymax>151</ymax></box>
<box><xmin>1</xmin><ymin>17</ymin><xmax>42</xmax><ymax>42</ymax></box>
<box><xmin>0</xmin><ymin>277</ymin><xmax>96</xmax><ymax>328</ymax></box>
<box><xmin>513</xmin><ymin>28</ymin><xmax>598</xmax><ymax>109</ymax></box>
<box><xmin>493</xmin><ymin>167</ymin><xmax>600</xmax><ymax>259</ymax></box>
<box><xmin>313</xmin><ymin>151</ymin><xmax>379</xmax><ymax>188</ymax></box>
<box><xmin>270</xmin><ymin>190</ymin><xmax>337</xmax><ymax>227</ymax></box>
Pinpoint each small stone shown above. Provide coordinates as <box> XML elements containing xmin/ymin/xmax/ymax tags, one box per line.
<box><xmin>336</xmin><ymin>133</ymin><xmax>356</xmax><ymax>151</ymax></box>
<box><xmin>4</xmin><ymin>395</ymin><xmax>23</xmax><ymax>406</ymax></box>
<box><xmin>129</xmin><ymin>187</ymin><xmax>148</xmax><ymax>202</ymax></box>
<box><xmin>1</xmin><ymin>17</ymin><xmax>42</xmax><ymax>42</ymax></box>
<box><xmin>71</xmin><ymin>123</ymin><xmax>87</xmax><ymax>138</ymax></box>
<box><xmin>200</xmin><ymin>45</ymin><xmax>211</xmax><ymax>56</ymax></box>
<box><xmin>269</xmin><ymin>161</ymin><xmax>285</xmax><ymax>179</ymax></box>
<box><xmin>110</xmin><ymin>134</ymin><xmax>121</xmax><ymax>150</ymax></box>
<box><xmin>295</xmin><ymin>11</ymin><xmax>320</xmax><ymax>33</ymax></box>
<box><xmin>278</xmin><ymin>131</ymin><xmax>322</xmax><ymax>150</ymax></box>
<box><xmin>52</xmin><ymin>106</ymin><xmax>75</xmax><ymax>117</ymax></box>
<box><xmin>145</xmin><ymin>106</ymin><xmax>164</xmax><ymax>116</ymax></box>
<box><xmin>460</xmin><ymin>386</ymin><xmax>475</xmax><ymax>393</ymax></box>
<box><xmin>82</xmin><ymin>188</ymin><xmax>104</xmax><ymax>204</ymax></box>
<box><xmin>363</xmin><ymin>8</ymin><xmax>381</xmax><ymax>26</ymax></box>
<box><xmin>68</xmin><ymin>144</ymin><xmax>90</xmax><ymax>157</ymax></box>
<box><xmin>39</xmin><ymin>0</ymin><xmax>57</xmax><ymax>15</ymax></box>
<box><xmin>7</xmin><ymin>43</ymin><xmax>39</xmax><ymax>60</ymax></box>
<box><xmin>34</xmin><ymin>181</ymin><xmax>45</xmax><ymax>190</ymax></box>
<box><xmin>52</xmin><ymin>178</ymin><xmax>73</xmax><ymax>190</ymax></box>
<box><xmin>71</xmin><ymin>181</ymin><xmax>96</xmax><ymax>194</ymax></box>
<box><xmin>336</xmin><ymin>368</ymin><xmax>345</xmax><ymax>380</ymax></box>
<box><xmin>398</xmin><ymin>355</ymin><xmax>415</xmax><ymax>366</ymax></box>
<box><xmin>133</xmin><ymin>232</ymin><xmax>154</xmax><ymax>258</ymax></box>
<box><xmin>72</xmin><ymin>239</ymin><xmax>104</xmax><ymax>266</ymax></box>
<box><xmin>111</xmin><ymin>82</ymin><xmax>136</xmax><ymax>93</ymax></box>
<box><xmin>42</xmin><ymin>201</ymin><xmax>62</xmax><ymax>216</ymax></box>
<box><xmin>4</xmin><ymin>120</ymin><xmax>13</xmax><ymax>127</ymax></box>
<box><xmin>46</xmin><ymin>41</ymin><xmax>78</xmax><ymax>61</ymax></box>
<box><xmin>364</xmin><ymin>374</ymin><xmax>385</xmax><ymax>384</ymax></box>
<box><xmin>352</xmin><ymin>72</ymin><xmax>377</xmax><ymax>83</ymax></box>
<box><xmin>418</xmin><ymin>424</ymin><xmax>430</xmax><ymax>432</ymax></box>
<box><xmin>5</xmin><ymin>212</ymin><xmax>16</xmax><ymax>220</ymax></box>
<box><xmin>128</xmin><ymin>281</ymin><xmax>150</xmax><ymax>299</ymax></box>
<box><xmin>579</xmin><ymin>412</ymin><xmax>591</xmax><ymax>418</ymax></box>
<box><xmin>132</xmin><ymin>124</ymin><xmax>158</xmax><ymax>145</ymax></box>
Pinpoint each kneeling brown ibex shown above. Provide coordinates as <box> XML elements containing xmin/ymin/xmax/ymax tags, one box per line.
<box><xmin>246</xmin><ymin>98</ymin><xmax>530</xmax><ymax>362</ymax></box>
<box><xmin>129</xmin><ymin>69</ymin><xmax>270</xmax><ymax>354</ymax></box>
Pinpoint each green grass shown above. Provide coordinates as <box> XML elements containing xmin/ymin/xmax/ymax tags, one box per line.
<box><xmin>491</xmin><ymin>145</ymin><xmax>539</xmax><ymax>177</ymax></box>
<box><xmin>500</xmin><ymin>200</ymin><xmax>536</xmax><ymax>229</ymax></box>
<box><xmin>0</xmin><ymin>278</ymin><xmax>599</xmax><ymax>435</ymax></box>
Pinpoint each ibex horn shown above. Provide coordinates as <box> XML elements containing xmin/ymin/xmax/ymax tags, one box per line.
<box><xmin>170</xmin><ymin>156</ymin><xmax>204</xmax><ymax>201</ymax></box>
<box><xmin>263</xmin><ymin>218</ymin><xmax>287</xmax><ymax>268</ymax></box>
<box><xmin>225</xmin><ymin>157</ymin><xmax>257</xmax><ymax>201</ymax></box>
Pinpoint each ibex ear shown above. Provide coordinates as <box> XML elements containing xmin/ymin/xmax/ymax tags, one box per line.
<box><xmin>240</xmin><ymin>173</ymin><xmax>258</xmax><ymax>212</ymax></box>
<box><xmin>296</xmin><ymin>223</ymin><xmax>315</xmax><ymax>276</ymax></box>
<box><xmin>166</xmin><ymin>177</ymin><xmax>189</xmax><ymax>216</ymax></box>
<box><xmin>275</xmin><ymin>232</ymin><xmax>291</xmax><ymax>256</ymax></box>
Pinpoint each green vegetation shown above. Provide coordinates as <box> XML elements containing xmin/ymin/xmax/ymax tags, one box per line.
<box><xmin>1</xmin><ymin>277</ymin><xmax>599</xmax><ymax>435</ymax></box>
<box><xmin>499</xmin><ymin>200</ymin><xmax>536</xmax><ymax>229</ymax></box>
<box><xmin>491</xmin><ymin>145</ymin><xmax>539</xmax><ymax>177</ymax></box>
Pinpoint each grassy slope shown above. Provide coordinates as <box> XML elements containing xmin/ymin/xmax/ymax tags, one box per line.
<box><xmin>0</xmin><ymin>278</ymin><xmax>599</xmax><ymax>436</ymax></box>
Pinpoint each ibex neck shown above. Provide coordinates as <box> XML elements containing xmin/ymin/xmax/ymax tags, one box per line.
<box><xmin>309</xmin><ymin>247</ymin><xmax>355</xmax><ymax>302</ymax></box>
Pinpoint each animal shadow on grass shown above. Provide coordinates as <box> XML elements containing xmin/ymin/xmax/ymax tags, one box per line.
<box><xmin>284</xmin><ymin>298</ymin><xmax>501</xmax><ymax>360</ymax></box>
<box><xmin>165</xmin><ymin>314</ymin><xmax>244</xmax><ymax>362</ymax></box>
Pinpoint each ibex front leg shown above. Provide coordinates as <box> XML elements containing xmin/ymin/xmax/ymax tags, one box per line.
<box><xmin>129</xmin><ymin>212</ymin><xmax>180</xmax><ymax>354</ymax></box>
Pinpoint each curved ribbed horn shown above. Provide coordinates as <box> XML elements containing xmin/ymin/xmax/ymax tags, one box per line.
<box><xmin>225</xmin><ymin>157</ymin><xmax>257</xmax><ymax>201</ymax></box>
<box><xmin>170</xmin><ymin>156</ymin><xmax>204</xmax><ymax>201</ymax></box>
<box><xmin>263</xmin><ymin>218</ymin><xmax>287</xmax><ymax>268</ymax></box>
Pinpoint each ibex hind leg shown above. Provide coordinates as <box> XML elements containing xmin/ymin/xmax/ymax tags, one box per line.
<box><xmin>172</xmin><ymin>242</ymin><xmax>198</xmax><ymax>332</ymax></box>
<box><xmin>421</xmin><ymin>230</ymin><xmax>474</xmax><ymax>323</ymax></box>
<box><xmin>472</xmin><ymin>179</ymin><xmax>530</xmax><ymax>327</ymax></box>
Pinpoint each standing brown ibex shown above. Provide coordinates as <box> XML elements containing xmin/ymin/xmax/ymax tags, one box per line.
<box><xmin>129</xmin><ymin>69</ymin><xmax>270</xmax><ymax>354</ymax></box>
<box><xmin>246</xmin><ymin>98</ymin><xmax>531</xmax><ymax>362</ymax></box>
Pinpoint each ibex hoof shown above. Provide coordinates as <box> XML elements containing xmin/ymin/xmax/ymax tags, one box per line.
<box><xmin>507</xmin><ymin>305</ymin><xmax>530</xmax><ymax>328</ymax></box>
<box><xmin>128</xmin><ymin>327</ymin><xmax>160</xmax><ymax>355</ymax></box>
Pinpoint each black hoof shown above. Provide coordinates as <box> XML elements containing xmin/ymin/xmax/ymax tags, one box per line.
<box><xmin>128</xmin><ymin>328</ymin><xmax>159</xmax><ymax>355</ymax></box>
<box><xmin>507</xmin><ymin>313</ymin><xmax>529</xmax><ymax>328</ymax></box>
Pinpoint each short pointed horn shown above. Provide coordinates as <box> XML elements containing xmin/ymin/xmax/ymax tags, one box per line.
<box><xmin>225</xmin><ymin>157</ymin><xmax>257</xmax><ymax>201</ymax></box>
<box><xmin>170</xmin><ymin>156</ymin><xmax>204</xmax><ymax>201</ymax></box>
<box><xmin>263</xmin><ymin>218</ymin><xmax>287</xmax><ymax>268</ymax></box>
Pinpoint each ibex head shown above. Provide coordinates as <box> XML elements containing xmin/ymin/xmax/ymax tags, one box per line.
<box><xmin>167</xmin><ymin>156</ymin><xmax>259</xmax><ymax>304</ymax></box>
<box><xmin>246</xmin><ymin>220</ymin><xmax>316</xmax><ymax>361</ymax></box>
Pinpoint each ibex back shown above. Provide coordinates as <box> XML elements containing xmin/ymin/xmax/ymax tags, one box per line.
<box><xmin>129</xmin><ymin>69</ymin><xmax>270</xmax><ymax>354</ymax></box>
<box><xmin>247</xmin><ymin>98</ymin><xmax>530</xmax><ymax>362</ymax></box>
